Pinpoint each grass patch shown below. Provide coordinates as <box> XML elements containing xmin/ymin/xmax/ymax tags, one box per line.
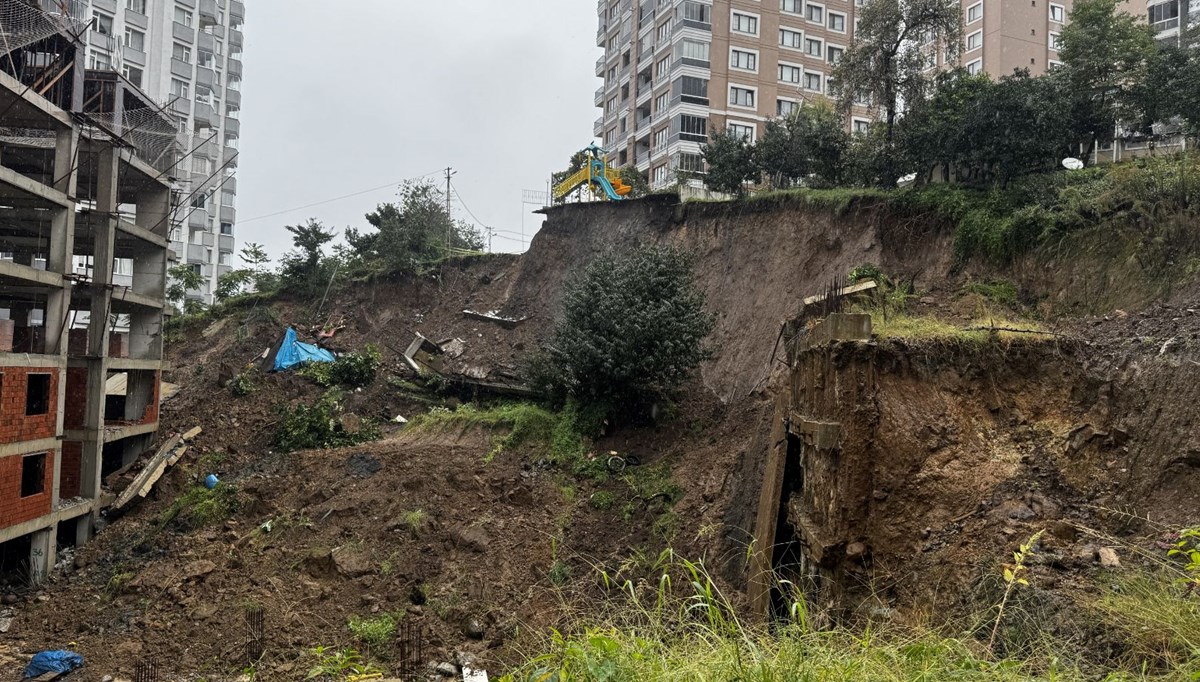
<box><xmin>964</xmin><ymin>279</ymin><xmax>1020</xmax><ymax>308</ymax></box>
<box><xmin>589</xmin><ymin>491</ymin><xmax>616</xmax><ymax>511</ymax></box>
<box><xmin>867</xmin><ymin>312</ymin><xmax>1051</xmax><ymax>342</ymax></box>
<box><xmin>348</xmin><ymin>612</ymin><xmax>402</xmax><ymax>654</ymax></box>
<box><xmin>274</xmin><ymin>390</ymin><xmax>381</xmax><ymax>452</ymax></box>
<box><xmin>410</xmin><ymin>401</ymin><xmax>608</xmax><ymax>478</ymax></box>
<box><xmin>1091</xmin><ymin>572</ymin><xmax>1200</xmax><ymax>670</ymax></box>
<box><xmin>159</xmin><ymin>484</ymin><xmax>238</xmax><ymax>531</ymax></box>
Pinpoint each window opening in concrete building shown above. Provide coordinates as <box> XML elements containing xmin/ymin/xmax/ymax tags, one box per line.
<box><xmin>21</xmin><ymin>453</ymin><xmax>46</xmax><ymax>497</ymax></box>
<box><xmin>26</xmin><ymin>374</ymin><xmax>50</xmax><ymax>416</ymax></box>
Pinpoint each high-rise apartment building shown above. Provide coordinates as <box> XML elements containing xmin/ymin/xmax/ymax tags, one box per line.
<box><xmin>594</xmin><ymin>0</ymin><xmax>872</xmax><ymax>190</ymax></box>
<box><xmin>940</xmin><ymin>0</ymin><xmax>1073</xmax><ymax>77</ymax></box>
<box><xmin>77</xmin><ymin>0</ymin><xmax>245</xmax><ymax>303</ymax></box>
<box><xmin>1148</xmin><ymin>0</ymin><xmax>1199</xmax><ymax>45</ymax></box>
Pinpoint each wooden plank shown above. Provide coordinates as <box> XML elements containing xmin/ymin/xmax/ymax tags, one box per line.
<box><xmin>181</xmin><ymin>426</ymin><xmax>202</xmax><ymax>441</ymax></box>
<box><xmin>167</xmin><ymin>445</ymin><xmax>188</xmax><ymax>466</ymax></box>
<box><xmin>803</xmin><ymin>280</ymin><xmax>877</xmax><ymax>306</ymax></box>
<box><xmin>111</xmin><ymin>434</ymin><xmax>180</xmax><ymax>509</ymax></box>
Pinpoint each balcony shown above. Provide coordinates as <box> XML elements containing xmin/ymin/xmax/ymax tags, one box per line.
<box><xmin>223</xmin><ymin>175</ymin><xmax>238</xmax><ymax>193</ymax></box>
<box><xmin>186</xmin><ymin>244</ymin><xmax>206</xmax><ymax>263</ymax></box>
<box><xmin>226</xmin><ymin>88</ymin><xmax>241</xmax><ymax>106</ymax></box>
<box><xmin>230</xmin><ymin>0</ymin><xmax>245</xmax><ymax>20</ymax></box>
<box><xmin>197</xmin><ymin>30</ymin><xmax>215</xmax><ymax>52</ymax></box>
<box><xmin>595</xmin><ymin>86</ymin><xmax>604</xmax><ymax>106</ymax></box>
<box><xmin>224</xmin><ymin>117</ymin><xmax>240</xmax><ymax>136</ymax></box>
<box><xmin>195</xmin><ymin>65</ymin><xmax>214</xmax><ymax>89</ymax></box>
<box><xmin>229</xmin><ymin>28</ymin><xmax>244</xmax><ymax>47</ymax></box>
<box><xmin>223</xmin><ymin>147</ymin><xmax>239</xmax><ymax>167</ymax></box>
<box><xmin>219</xmin><ymin>234</ymin><xmax>236</xmax><ymax>252</ymax></box>
<box><xmin>188</xmin><ymin>209</ymin><xmax>208</xmax><ymax>229</ymax></box>
<box><xmin>594</xmin><ymin>117</ymin><xmax>604</xmax><ymax>137</ymax></box>
<box><xmin>199</xmin><ymin>0</ymin><xmax>218</xmax><ymax>23</ymax></box>
<box><xmin>227</xmin><ymin>57</ymin><xmax>242</xmax><ymax>78</ymax></box>
<box><xmin>193</xmin><ymin>101</ymin><xmax>215</xmax><ymax>126</ymax></box>
<box><xmin>171</xmin><ymin>97</ymin><xmax>191</xmax><ymax>116</ymax></box>
<box><xmin>172</xmin><ymin>21</ymin><xmax>195</xmax><ymax>43</ymax></box>
<box><xmin>220</xmin><ymin>206</ymin><xmax>236</xmax><ymax>223</ymax></box>
<box><xmin>194</xmin><ymin>135</ymin><xmax>218</xmax><ymax>159</ymax></box>
<box><xmin>124</xmin><ymin>8</ymin><xmax>148</xmax><ymax>29</ymax></box>
<box><xmin>122</xmin><ymin>44</ymin><xmax>145</xmax><ymax>65</ymax></box>
<box><xmin>170</xmin><ymin>58</ymin><xmax>192</xmax><ymax>79</ymax></box>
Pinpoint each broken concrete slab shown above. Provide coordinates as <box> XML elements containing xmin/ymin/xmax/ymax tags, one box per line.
<box><xmin>463</xmin><ymin>309</ymin><xmax>529</xmax><ymax>329</ymax></box>
<box><xmin>801</xmin><ymin>313</ymin><xmax>873</xmax><ymax>350</ymax></box>
<box><xmin>803</xmin><ymin>280</ymin><xmax>878</xmax><ymax>307</ymax></box>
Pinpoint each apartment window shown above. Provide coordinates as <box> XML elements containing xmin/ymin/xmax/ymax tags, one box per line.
<box><xmin>675</xmin><ymin>153</ymin><xmax>704</xmax><ymax>173</ymax></box>
<box><xmin>21</xmin><ymin>453</ymin><xmax>46</xmax><ymax>498</ymax></box>
<box><xmin>805</xmin><ymin>37</ymin><xmax>823</xmax><ymax>57</ymax></box>
<box><xmin>171</xmin><ymin>78</ymin><xmax>189</xmax><ymax>99</ymax></box>
<box><xmin>828</xmin><ymin>12</ymin><xmax>846</xmax><ymax>32</ymax></box>
<box><xmin>174</xmin><ymin>6</ymin><xmax>193</xmax><ymax>26</ymax></box>
<box><xmin>1148</xmin><ymin>2</ymin><xmax>1178</xmax><ymax>25</ymax></box>
<box><xmin>728</xmin><ymin>122</ymin><xmax>755</xmax><ymax>142</ymax></box>
<box><xmin>966</xmin><ymin>58</ymin><xmax>983</xmax><ymax>75</ymax></box>
<box><xmin>806</xmin><ymin>3</ymin><xmax>824</xmax><ymax>24</ymax></box>
<box><xmin>606</xmin><ymin>96</ymin><xmax>617</xmax><ymax>113</ymax></box>
<box><xmin>729</xmin><ymin>86</ymin><xmax>756</xmax><ymax>108</ymax></box>
<box><xmin>88</xmin><ymin>52</ymin><xmax>111</xmax><ymax>70</ymax></box>
<box><xmin>657</xmin><ymin>55</ymin><xmax>671</xmax><ymax>79</ymax></box>
<box><xmin>1049</xmin><ymin>3</ymin><xmax>1065</xmax><ymax>23</ymax></box>
<box><xmin>1049</xmin><ymin>31</ymin><xmax>1062</xmax><ymax>51</ymax></box>
<box><xmin>679</xmin><ymin>114</ymin><xmax>708</xmax><ymax>141</ymax></box>
<box><xmin>655</xmin><ymin>92</ymin><xmax>669</xmax><ymax>113</ymax></box>
<box><xmin>189</xmin><ymin>263</ymin><xmax>202</xmax><ymax>276</ymax></box>
<box><xmin>780</xmin><ymin>28</ymin><xmax>803</xmax><ymax>49</ymax></box>
<box><xmin>827</xmin><ymin>46</ymin><xmax>844</xmax><ymax>64</ymax></box>
<box><xmin>731</xmin><ymin>49</ymin><xmax>757</xmax><ymax>71</ymax></box>
<box><xmin>967</xmin><ymin>2</ymin><xmax>983</xmax><ymax>23</ymax></box>
<box><xmin>682</xmin><ymin>1</ymin><xmax>711</xmax><ymax>24</ymax></box>
<box><xmin>126</xmin><ymin>0</ymin><xmax>146</xmax><ymax>13</ymax></box>
<box><xmin>92</xmin><ymin>11</ymin><xmax>114</xmax><ymax>35</ymax></box>
<box><xmin>215</xmin><ymin>40</ymin><xmax>224</xmax><ymax>56</ymax></box>
<box><xmin>657</xmin><ymin>21</ymin><xmax>671</xmax><ymax>42</ymax></box>
<box><xmin>779</xmin><ymin>63</ymin><xmax>802</xmax><ymax>83</ymax></box>
<box><xmin>26</xmin><ymin>374</ymin><xmax>50</xmax><ymax>416</ymax></box>
<box><xmin>652</xmin><ymin>165</ymin><xmax>669</xmax><ymax>185</ymax></box>
<box><xmin>852</xmin><ymin>119</ymin><xmax>871</xmax><ymax>135</ymax></box>
<box><xmin>679</xmin><ymin>75</ymin><xmax>708</xmax><ymax>101</ymax></box>
<box><xmin>778</xmin><ymin>99</ymin><xmax>799</xmax><ymax>117</ymax></box>
<box><xmin>966</xmin><ymin>30</ymin><xmax>982</xmax><ymax>51</ymax></box>
<box><xmin>654</xmin><ymin>127</ymin><xmax>669</xmax><ymax>148</ymax></box>
<box><xmin>122</xmin><ymin>65</ymin><xmax>143</xmax><ymax>87</ymax></box>
<box><xmin>781</xmin><ymin>0</ymin><xmax>803</xmax><ymax>13</ymax></box>
<box><xmin>220</xmin><ymin>223</ymin><xmax>234</xmax><ymax>236</ymax></box>
<box><xmin>679</xmin><ymin>39</ymin><xmax>710</xmax><ymax>62</ymax></box>
<box><xmin>124</xmin><ymin>27</ymin><xmax>145</xmax><ymax>51</ymax></box>
<box><xmin>173</xmin><ymin>43</ymin><xmax>192</xmax><ymax>63</ymax></box>
<box><xmin>804</xmin><ymin>71</ymin><xmax>823</xmax><ymax>92</ymax></box>
<box><xmin>732</xmin><ymin>12</ymin><xmax>759</xmax><ymax>35</ymax></box>
<box><xmin>191</xmin><ymin>157</ymin><xmax>210</xmax><ymax>174</ymax></box>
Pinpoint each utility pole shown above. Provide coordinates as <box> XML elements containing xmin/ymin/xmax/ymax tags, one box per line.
<box><xmin>444</xmin><ymin>167</ymin><xmax>456</xmax><ymax>254</ymax></box>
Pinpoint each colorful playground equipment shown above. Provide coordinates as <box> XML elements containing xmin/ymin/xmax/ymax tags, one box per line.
<box><xmin>552</xmin><ymin>144</ymin><xmax>632</xmax><ymax>202</ymax></box>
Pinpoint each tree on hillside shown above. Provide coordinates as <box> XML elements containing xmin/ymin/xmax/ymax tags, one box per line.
<box><xmin>830</xmin><ymin>0</ymin><xmax>962</xmax><ymax>186</ymax></box>
<box><xmin>166</xmin><ymin>264</ymin><xmax>206</xmax><ymax>314</ymax></box>
<box><xmin>551</xmin><ymin>151</ymin><xmax>589</xmax><ymax>203</ymax></box>
<box><xmin>279</xmin><ymin>219</ymin><xmax>336</xmax><ymax>298</ymax></box>
<box><xmin>618</xmin><ymin>165</ymin><xmax>652</xmax><ymax>198</ymax></box>
<box><xmin>1057</xmin><ymin>0</ymin><xmax>1157</xmax><ymax>157</ymax></box>
<box><xmin>757</xmin><ymin>101</ymin><xmax>849</xmax><ymax>189</ymax></box>
<box><xmin>214</xmin><ymin>242</ymin><xmax>278</xmax><ymax>302</ymax></box>
<box><xmin>701</xmin><ymin>129</ymin><xmax>758</xmax><ymax>196</ymax></box>
<box><xmin>344</xmin><ymin>180</ymin><xmax>484</xmax><ymax>275</ymax></box>
<box><xmin>528</xmin><ymin>245</ymin><xmax>715</xmax><ymax>416</ymax></box>
<box><xmin>897</xmin><ymin>68</ymin><xmax>992</xmax><ymax>183</ymax></box>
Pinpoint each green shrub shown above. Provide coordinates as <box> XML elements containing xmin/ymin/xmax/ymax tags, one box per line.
<box><xmin>160</xmin><ymin>485</ymin><xmax>239</xmax><ymax>530</ymax></box>
<box><xmin>299</xmin><ymin>345</ymin><xmax>382</xmax><ymax>389</ymax></box>
<box><xmin>230</xmin><ymin>368</ymin><xmax>257</xmax><ymax>397</ymax></box>
<box><xmin>548</xmin><ymin>560</ymin><xmax>572</xmax><ymax>586</ymax></box>
<box><xmin>527</xmin><ymin>246</ymin><xmax>715</xmax><ymax>416</ymax></box>
<box><xmin>274</xmin><ymin>390</ymin><xmax>380</xmax><ymax>452</ymax></box>
<box><xmin>590</xmin><ymin>491</ymin><xmax>616</xmax><ymax>511</ymax></box>
<box><xmin>348</xmin><ymin>612</ymin><xmax>401</xmax><ymax>653</ymax></box>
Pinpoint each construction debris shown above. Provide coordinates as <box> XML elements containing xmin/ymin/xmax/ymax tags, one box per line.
<box><xmin>463</xmin><ymin>309</ymin><xmax>529</xmax><ymax>329</ymax></box>
<box><xmin>110</xmin><ymin>428</ymin><xmax>202</xmax><ymax>511</ymax></box>
<box><xmin>802</xmin><ymin>280</ymin><xmax>878</xmax><ymax>307</ymax></box>
<box><xmin>403</xmin><ymin>333</ymin><xmax>538</xmax><ymax>398</ymax></box>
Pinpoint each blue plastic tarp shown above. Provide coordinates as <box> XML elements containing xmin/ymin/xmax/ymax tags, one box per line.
<box><xmin>24</xmin><ymin>650</ymin><xmax>84</xmax><ymax>678</ymax></box>
<box><xmin>273</xmin><ymin>327</ymin><xmax>336</xmax><ymax>372</ymax></box>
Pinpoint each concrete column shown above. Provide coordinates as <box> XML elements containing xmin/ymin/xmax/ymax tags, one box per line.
<box><xmin>136</xmin><ymin>186</ymin><xmax>172</xmax><ymax>237</ymax></box>
<box><xmin>46</xmin><ymin>126</ymin><xmax>79</xmax><ymax>356</ymax></box>
<box><xmin>29</xmin><ymin>527</ymin><xmax>56</xmax><ymax>585</ymax></box>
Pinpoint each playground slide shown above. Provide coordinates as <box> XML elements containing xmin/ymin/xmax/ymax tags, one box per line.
<box><xmin>594</xmin><ymin>175</ymin><xmax>629</xmax><ymax>201</ymax></box>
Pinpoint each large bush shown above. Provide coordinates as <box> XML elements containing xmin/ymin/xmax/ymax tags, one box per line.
<box><xmin>529</xmin><ymin>246</ymin><xmax>715</xmax><ymax>415</ymax></box>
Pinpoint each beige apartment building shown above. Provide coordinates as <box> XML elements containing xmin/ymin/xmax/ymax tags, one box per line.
<box><xmin>592</xmin><ymin>1</ymin><xmax>1157</xmax><ymax>188</ymax></box>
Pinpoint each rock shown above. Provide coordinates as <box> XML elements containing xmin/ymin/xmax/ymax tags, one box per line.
<box><xmin>0</xmin><ymin>615</ymin><xmax>12</xmax><ymax>633</ymax></box>
<box><xmin>871</xmin><ymin>490</ymin><xmax>889</xmax><ymax>501</ymax></box>
<box><xmin>303</xmin><ymin>548</ymin><xmax>337</xmax><ymax>578</ymax></box>
<box><xmin>845</xmin><ymin>542</ymin><xmax>868</xmax><ymax>559</ymax></box>
<box><xmin>340</xmin><ymin>412</ymin><xmax>364</xmax><ymax>435</ymax></box>
<box><xmin>1</xmin><ymin>593</ymin><xmax>16</xmax><ymax>605</ymax></box>
<box><xmin>435</xmin><ymin>662</ymin><xmax>457</xmax><ymax>677</ymax></box>
<box><xmin>1098</xmin><ymin>547</ymin><xmax>1121</xmax><ymax>568</ymax></box>
<box><xmin>183</xmin><ymin>560</ymin><xmax>216</xmax><ymax>581</ymax></box>
<box><xmin>454</xmin><ymin>525</ymin><xmax>490</xmax><ymax>553</ymax></box>
<box><xmin>407</xmin><ymin>604</ymin><xmax>424</xmax><ymax>616</ymax></box>
<box><xmin>463</xmin><ymin>617</ymin><xmax>486</xmax><ymax>640</ymax></box>
<box><xmin>101</xmin><ymin>676</ymin><xmax>114</xmax><ymax>682</ymax></box>
<box><xmin>332</xmin><ymin>547</ymin><xmax>374</xmax><ymax>578</ymax></box>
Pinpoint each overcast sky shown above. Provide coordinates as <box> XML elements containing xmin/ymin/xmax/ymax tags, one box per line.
<box><xmin>236</xmin><ymin>1</ymin><xmax>600</xmax><ymax>260</ymax></box>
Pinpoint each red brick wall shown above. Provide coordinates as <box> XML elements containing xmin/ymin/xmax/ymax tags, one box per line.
<box><xmin>64</xmin><ymin>367</ymin><xmax>87</xmax><ymax>430</ymax></box>
<box><xmin>60</xmin><ymin>442</ymin><xmax>82</xmax><ymax>500</ymax></box>
<box><xmin>0</xmin><ymin>367</ymin><xmax>60</xmax><ymax>445</ymax></box>
<box><xmin>139</xmin><ymin>371</ymin><xmax>161</xmax><ymax>425</ymax></box>
<box><xmin>0</xmin><ymin>450</ymin><xmax>54</xmax><ymax>530</ymax></box>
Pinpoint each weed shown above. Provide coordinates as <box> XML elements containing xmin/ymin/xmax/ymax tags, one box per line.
<box><xmin>987</xmin><ymin>530</ymin><xmax>1044</xmax><ymax>657</ymax></box>
<box><xmin>402</xmin><ymin>509</ymin><xmax>427</xmax><ymax>531</ymax></box>
<box><xmin>230</xmin><ymin>368</ymin><xmax>258</xmax><ymax>397</ymax></box>
<box><xmin>1169</xmin><ymin>527</ymin><xmax>1200</xmax><ymax>597</ymax></box>
<box><xmin>589</xmin><ymin>491</ymin><xmax>616</xmax><ymax>511</ymax></box>
<box><xmin>652</xmin><ymin>512</ymin><xmax>680</xmax><ymax>544</ymax></box>
<box><xmin>348</xmin><ymin>612</ymin><xmax>402</xmax><ymax>654</ymax></box>
<box><xmin>965</xmin><ymin>279</ymin><xmax>1020</xmax><ymax>308</ymax></box>
<box><xmin>305</xmin><ymin>646</ymin><xmax>382</xmax><ymax>680</ymax></box>
<box><xmin>560</xmin><ymin>485</ymin><xmax>577</xmax><ymax>503</ymax></box>
<box><xmin>549</xmin><ymin>560</ymin><xmax>572</xmax><ymax>586</ymax></box>
<box><xmin>104</xmin><ymin>571</ymin><xmax>134</xmax><ymax>600</ymax></box>
<box><xmin>300</xmin><ymin>345</ymin><xmax>383</xmax><ymax>389</ymax></box>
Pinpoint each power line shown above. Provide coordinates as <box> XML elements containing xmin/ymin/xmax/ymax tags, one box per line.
<box><xmin>238</xmin><ymin>169</ymin><xmax>444</xmax><ymax>224</ymax></box>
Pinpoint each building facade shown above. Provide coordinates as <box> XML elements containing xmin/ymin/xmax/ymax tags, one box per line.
<box><xmin>80</xmin><ymin>0</ymin><xmax>245</xmax><ymax>303</ymax></box>
<box><xmin>594</xmin><ymin>0</ymin><xmax>872</xmax><ymax>190</ymax></box>
<box><xmin>0</xmin><ymin>0</ymin><xmax>173</xmax><ymax>581</ymax></box>
<box><xmin>1148</xmin><ymin>0</ymin><xmax>1199</xmax><ymax>45</ymax></box>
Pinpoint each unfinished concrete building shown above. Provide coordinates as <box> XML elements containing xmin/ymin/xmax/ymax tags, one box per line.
<box><xmin>0</xmin><ymin>0</ymin><xmax>174</xmax><ymax>582</ymax></box>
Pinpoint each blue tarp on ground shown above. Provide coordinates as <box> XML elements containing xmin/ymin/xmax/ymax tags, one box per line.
<box><xmin>24</xmin><ymin>650</ymin><xmax>84</xmax><ymax>678</ymax></box>
<box><xmin>273</xmin><ymin>327</ymin><xmax>336</xmax><ymax>372</ymax></box>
